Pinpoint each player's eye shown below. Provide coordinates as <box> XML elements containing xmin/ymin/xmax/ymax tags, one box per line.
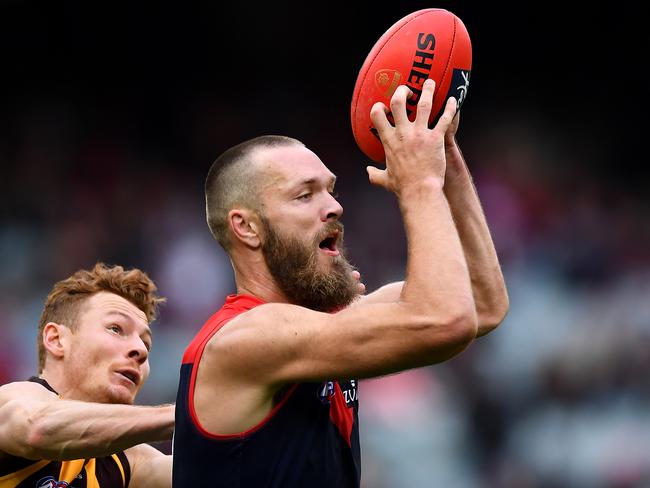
<box><xmin>297</xmin><ymin>193</ymin><xmax>312</xmax><ymax>201</ymax></box>
<box><xmin>108</xmin><ymin>324</ymin><xmax>122</xmax><ymax>334</ymax></box>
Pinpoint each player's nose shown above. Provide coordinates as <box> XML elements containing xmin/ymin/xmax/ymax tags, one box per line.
<box><xmin>127</xmin><ymin>336</ymin><xmax>149</xmax><ymax>364</ymax></box>
<box><xmin>322</xmin><ymin>192</ymin><xmax>343</xmax><ymax>221</ymax></box>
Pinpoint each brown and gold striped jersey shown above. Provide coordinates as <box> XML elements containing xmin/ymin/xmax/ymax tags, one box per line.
<box><xmin>0</xmin><ymin>378</ymin><xmax>131</xmax><ymax>488</ymax></box>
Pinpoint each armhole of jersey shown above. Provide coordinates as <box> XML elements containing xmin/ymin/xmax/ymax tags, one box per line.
<box><xmin>113</xmin><ymin>451</ymin><xmax>131</xmax><ymax>487</ymax></box>
<box><xmin>190</xmin><ymin>381</ymin><xmax>299</xmax><ymax>440</ymax></box>
<box><xmin>186</xmin><ymin>316</ymin><xmax>300</xmax><ymax>439</ymax></box>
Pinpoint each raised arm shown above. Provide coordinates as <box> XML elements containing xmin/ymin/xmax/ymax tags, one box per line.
<box><xmin>354</xmin><ymin>115</ymin><xmax>508</xmax><ymax>336</ymax></box>
<box><xmin>443</xmin><ymin>112</ymin><xmax>509</xmax><ymax>336</ymax></box>
<box><xmin>0</xmin><ymin>381</ymin><xmax>174</xmax><ymax>461</ymax></box>
<box><xmin>211</xmin><ymin>80</ymin><xmax>477</xmax><ymax>384</ymax></box>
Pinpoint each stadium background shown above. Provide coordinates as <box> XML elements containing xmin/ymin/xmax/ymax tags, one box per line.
<box><xmin>1</xmin><ymin>2</ymin><xmax>648</xmax><ymax>486</ymax></box>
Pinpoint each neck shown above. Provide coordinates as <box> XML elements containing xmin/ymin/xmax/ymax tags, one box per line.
<box><xmin>230</xmin><ymin>253</ymin><xmax>289</xmax><ymax>304</ymax></box>
<box><xmin>40</xmin><ymin>366</ymin><xmax>72</xmax><ymax>398</ymax></box>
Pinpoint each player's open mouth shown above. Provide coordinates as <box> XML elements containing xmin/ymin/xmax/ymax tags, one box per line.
<box><xmin>116</xmin><ymin>369</ymin><xmax>140</xmax><ymax>387</ymax></box>
<box><xmin>318</xmin><ymin>231</ymin><xmax>340</xmax><ymax>256</ymax></box>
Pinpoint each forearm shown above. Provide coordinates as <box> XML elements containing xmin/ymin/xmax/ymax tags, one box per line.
<box><xmin>23</xmin><ymin>400</ymin><xmax>174</xmax><ymax>460</ymax></box>
<box><xmin>399</xmin><ymin>180</ymin><xmax>475</xmax><ymax>317</ymax></box>
<box><xmin>364</xmin><ymin>85</ymin><xmax>477</xmax><ymax>349</ymax></box>
<box><xmin>445</xmin><ymin>142</ymin><xmax>509</xmax><ymax>335</ymax></box>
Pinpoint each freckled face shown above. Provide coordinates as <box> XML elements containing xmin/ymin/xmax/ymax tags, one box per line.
<box><xmin>63</xmin><ymin>292</ymin><xmax>152</xmax><ymax>404</ymax></box>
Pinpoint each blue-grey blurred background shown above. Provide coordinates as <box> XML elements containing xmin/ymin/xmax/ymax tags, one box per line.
<box><xmin>1</xmin><ymin>2</ymin><xmax>648</xmax><ymax>486</ymax></box>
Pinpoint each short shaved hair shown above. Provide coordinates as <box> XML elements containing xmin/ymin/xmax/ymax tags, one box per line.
<box><xmin>205</xmin><ymin>135</ymin><xmax>304</xmax><ymax>250</ymax></box>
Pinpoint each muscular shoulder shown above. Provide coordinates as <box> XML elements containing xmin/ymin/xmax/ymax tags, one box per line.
<box><xmin>205</xmin><ymin>302</ymin><xmax>327</xmax><ymax>362</ymax></box>
<box><xmin>0</xmin><ymin>381</ymin><xmax>56</xmax><ymax>404</ymax></box>
<box><xmin>216</xmin><ymin>302</ymin><xmax>323</xmax><ymax>336</ymax></box>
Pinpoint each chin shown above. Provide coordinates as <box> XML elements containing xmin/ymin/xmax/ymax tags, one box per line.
<box><xmin>104</xmin><ymin>386</ymin><xmax>136</xmax><ymax>405</ymax></box>
<box><xmin>318</xmin><ymin>252</ymin><xmax>338</xmax><ymax>265</ymax></box>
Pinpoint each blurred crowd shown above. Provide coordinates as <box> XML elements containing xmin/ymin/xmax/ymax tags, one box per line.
<box><xmin>1</xmin><ymin>97</ymin><xmax>649</xmax><ymax>488</ymax></box>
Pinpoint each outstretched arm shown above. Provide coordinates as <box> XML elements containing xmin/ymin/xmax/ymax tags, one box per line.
<box><xmin>443</xmin><ymin>113</ymin><xmax>509</xmax><ymax>336</ymax></box>
<box><xmin>0</xmin><ymin>381</ymin><xmax>174</xmax><ymax>461</ymax></box>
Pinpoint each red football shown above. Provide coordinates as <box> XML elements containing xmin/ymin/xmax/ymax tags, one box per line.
<box><xmin>351</xmin><ymin>9</ymin><xmax>472</xmax><ymax>162</ymax></box>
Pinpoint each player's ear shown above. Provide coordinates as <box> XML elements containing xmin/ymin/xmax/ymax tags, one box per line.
<box><xmin>229</xmin><ymin>208</ymin><xmax>263</xmax><ymax>249</ymax></box>
<box><xmin>42</xmin><ymin>322</ymin><xmax>70</xmax><ymax>360</ymax></box>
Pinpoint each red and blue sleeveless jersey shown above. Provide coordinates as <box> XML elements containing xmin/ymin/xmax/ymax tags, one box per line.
<box><xmin>172</xmin><ymin>294</ymin><xmax>361</xmax><ymax>488</ymax></box>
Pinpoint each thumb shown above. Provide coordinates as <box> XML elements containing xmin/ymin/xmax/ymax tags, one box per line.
<box><xmin>366</xmin><ymin>165</ymin><xmax>388</xmax><ymax>188</ymax></box>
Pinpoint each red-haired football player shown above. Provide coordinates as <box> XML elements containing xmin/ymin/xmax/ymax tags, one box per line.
<box><xmin>0</xmin><ymin>263</ymin><xmax>174</xmax><ymax>487</ymax></box>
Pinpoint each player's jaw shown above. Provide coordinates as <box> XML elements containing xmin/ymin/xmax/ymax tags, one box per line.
<box><xmin>86</xmin><ymin>356</ymin><xmax>147</xmax><ymax>405</ymax></box>
<box><xmin>104</xmin><ymin>364</ymin><xmax>145</xmax><ymax>404</ymax></box>
<box><xmin>61</xmin><ymin>359</ymin><xmax>143</xmax><ymax>405</ymax></box>
<box><xmin>261</xmin><ymin>218</ymin><xmax>358</xmax><ymax>312</ymax></box>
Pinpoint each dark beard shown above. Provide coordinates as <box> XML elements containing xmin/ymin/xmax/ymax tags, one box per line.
<box><xmin>261</xmin><ymin>218</ymin><xmax>358</xmax><ymax>312</ymax></box>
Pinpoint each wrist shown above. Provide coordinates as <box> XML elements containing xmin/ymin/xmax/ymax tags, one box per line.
<box><xmin>444</xmin><ymin>133</ymin><xmax>457</xmax><ymax>148</ymax></box>
<box><xmin>444</xmin><ymin>171</ymin><xmax>473</xmax><ymax>195</ymax></box>
<box><xmin>444</xmin><ymin>140</ymin><xmax>470</xmax><ymax>182</ymax></box>
<box><xmin>397</xmin><ymin>177</ymin><xmax>445</xmax><ymax>200</ymax></box>
<box><xmin>445</xmin><ymin>137</ymin><xmax>460</xmax><ymax>157</ymax></box>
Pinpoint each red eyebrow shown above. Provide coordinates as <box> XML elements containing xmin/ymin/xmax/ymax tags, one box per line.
<box><xmin>107</xmin><ymin>310</ymin><xmax>152</xmax><ymax>337</ymax></box>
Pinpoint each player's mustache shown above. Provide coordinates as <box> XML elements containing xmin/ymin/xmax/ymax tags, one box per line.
<box><xmin>315</xmin><ymin>222</ymin><xmax>344</xmax><ymax>243</ymax></box>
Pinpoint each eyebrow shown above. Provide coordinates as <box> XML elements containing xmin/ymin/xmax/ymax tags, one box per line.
<box><xmin>106</xmin><ymin>310</ymin><xmax>152</xmax><ymax>338</ymax></box>
<box><xmin>293</xmin><ymin>175</ymin><xmax>337</xmax><ymax>189</ymax></box>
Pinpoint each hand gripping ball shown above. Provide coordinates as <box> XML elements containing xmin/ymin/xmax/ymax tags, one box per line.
<box><xmin>351</xmin><ymin>9</ymin><xmax>472</xmax><ymax>162</ymax></box>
